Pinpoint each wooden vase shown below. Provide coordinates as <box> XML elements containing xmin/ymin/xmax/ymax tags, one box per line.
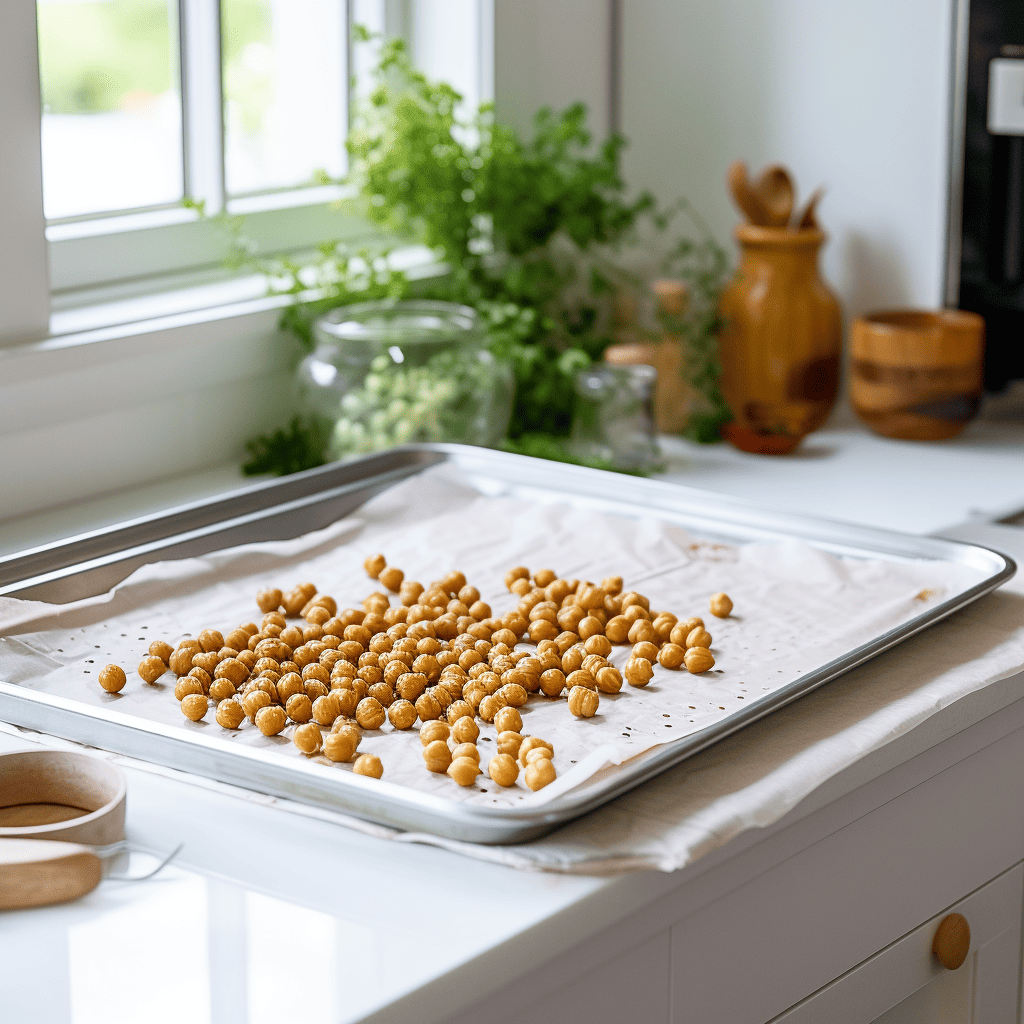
<box><xmin>718</xmin><ymin>226</ymin><xmax>842</xmax><ymax>454</ymax></box>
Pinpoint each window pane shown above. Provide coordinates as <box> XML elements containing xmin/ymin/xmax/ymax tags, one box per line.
<box><xmin>37</xmin><ymin>0</ymin><xmax>184</xmax><ymax>220</ymax></box>
<box><xmin>222</xmin><ymin>0</ymin><xmax>347</xmax><ymax>197</ymax></box>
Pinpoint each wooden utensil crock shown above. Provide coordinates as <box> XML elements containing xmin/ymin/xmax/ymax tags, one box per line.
<box><xmin>718</xmin><ymin>225</ymin><xmax>842</xmax><ymax>454</ymax></box>
<box><xmin>0</xmin><ymin>749</ymin><xmax>126</xmax><ymax>845</ymax></box>
<box><xmin>849</xmin><ymin>310</ymin><xmax>984</xmax><ymax>440</ymax></box>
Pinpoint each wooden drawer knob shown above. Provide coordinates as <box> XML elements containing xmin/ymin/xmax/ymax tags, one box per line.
<box><xmin>932</xmin><ymin>913</ymin><xmax>971</xmax><ymax>970</ymax></box>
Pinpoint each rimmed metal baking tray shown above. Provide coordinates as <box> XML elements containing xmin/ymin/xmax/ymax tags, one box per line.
<box><xmin>0</xmin><ymin>444</ymin><xmax>1015</xmax><ymax>844</ymax></box>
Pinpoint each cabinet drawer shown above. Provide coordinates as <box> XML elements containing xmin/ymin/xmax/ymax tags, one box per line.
<box><xmin>669</xmin><ymin>725</ymin><xmax>1024</xmax><ymax>1023</ymax></box>
<box><xmin>774</xmin><ymin>862</ymin><xmax>1023</xmax><ymax>1023</ymax></box>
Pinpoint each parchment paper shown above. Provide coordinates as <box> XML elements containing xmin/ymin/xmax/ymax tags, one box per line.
<box><xmin>0</xmin><ymin>464</ymin><xmax>988</xmax><ymax>815</ymax></box>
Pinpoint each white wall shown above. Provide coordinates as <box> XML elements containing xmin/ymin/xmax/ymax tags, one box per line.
<box><xmin>620</xmin><ymin>0</ymin><xmax>956</xmax><ymax>319</ymax></box>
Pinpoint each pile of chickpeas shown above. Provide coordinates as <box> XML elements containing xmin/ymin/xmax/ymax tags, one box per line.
<box><xmin>104</xmin><ymin>556</ymin><xmax>732</xmax><ymax>795</ymax></box>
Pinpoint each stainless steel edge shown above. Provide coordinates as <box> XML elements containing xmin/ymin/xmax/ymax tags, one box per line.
<box><xmin>0</xmin><ymin>442</ymin><xmax>1015</xmax><ymax>844</ymax></box>
<box><xmin>945</xmin><ymin>0</ymin><xmax>971</xmax><ymax>306</ymax></box>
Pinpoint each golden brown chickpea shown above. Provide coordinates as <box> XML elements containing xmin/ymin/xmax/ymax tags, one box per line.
<box><xmin>191</xmin><ymin>651</ymin><xmax>220</xmax><ymax>677</ymax></box>
<box><xmin>451</xmin><ymin>716</ymin><xmax>480</xmax><ymax>744</ymax></box>
<box><xmin>278</xmin><ymin>624</ymin><xmax>303</xmax><ymax>648</ymax></box>
<box><xmin>632</xmin><ymin>641</ymin><xmax>660</xmax><ymax>662</ymax></box>
<box><xmin>196</xmin><ymin>629</ymin><xmax>223</xmax><ymax>653</ymax></box>
<box><xmin>477</xmin><ymin>692</ymin><xmax>507</xmax><ymax>723</ymax></box>
<box><xmin>583</xmin><ymin>634</ymin><xmax>612</xmax><ymax>658</ymax></box>
<box><xmin>355</xmin><ymin>696</ymin><xmax>386</xmax><ymax>730</ymax></box>
<box><xmin>423</xmin><ymin>739</ymin><xmax>453</xmax><ymax>773</ymax></box>
<box><xmin>363</xmin><ymin>553</ymin><xmax>387</xmax><ymax>579</ymax></box>
<box><xmin>378</xmin><ymin>566</ymin><xmax>404</xmax><ymax>592</ymax></box>
<box><xmin>353</xmin><ymin>753</ymin><xmax>383</xmax><ymax>779</ymax></box>
<box><xmin>208</xmin><ymin>678</ymin><xmax>236</xmax><ymax>702</ymax></box>
<box><xmin>147</xmin><ymin>641</ymin><xmax>173</xmax><ymax>664</ymax></box>
<box><xmin>498</xmin><ymin>682</ymin><xmax>528</xmax><ymax>709</ymax></box>
<box><xmin>187</xmin><ymin>667</ymin><xmax>212</xmax><ymax>693</ymax></box>
<box><xmin>488</xmin><ymin>753</ymin><xmax>519</xmax><ymax>787</ymax></box>
<box><xmin>262</xmin><ymin>611</ymin><xmax>287</xmax><ymax>629</ymax></box>
<box><xmin>627</xmin><ymin>619</ymin><xmax>657</xmax><ymax>644</ymax></box>
<box><xmin>98</xmin><ymin>664</ymin><xmax>127</xmax><ymax>693</ymax></box>
<box><xmin>451</xmin><ymin>742</ymin><xmax>480</xmax><ymax>763</ymax></box>
<box><xmin>257</xmin><ymin>587</ymin><xmax>283</xmax><ymax>613</ymax></box>
<box><xmin>174</xmin><ymin>676</ymin><xmax>204</xmax><ymax>701</ymax></box>
<box><xmin>311</xmin><ymin>693</ymin><xmax>342</xmax><ymax>727</ymax></box>
<box><xmin>622</xmin><ymin>604</ymin><xmax>650</xmax><ymax>624</ymax></box>
<box><xmin>567</xmin><ymin>685</ymin><xmax>599</xmax><ymax>718</ymax></box>
<box><xmin>224</xmin><ymin>628</ymin><xmax>250</xmax><ymax>652</ymax></box>
<box><xmin>322</xmin><ymin>730</ymin><xmax>357</xmax><ymax>762</ymax></box>
<box><xmin>276</xmin><ymin>672</ymin><xmax>305</xmax><ymax>703</ymax></box>
<box><xmin>524</xmin><ymin>746</ymin><xmax>555</xmax><ymax>766</ymax></box>
<box><xmin>241</xmin><ymin>689</ymin><xmax>272</xmax><ymax>722</ymax></box>
<box><xmin>709</xmin><ymin>592</ymin><xmax>733</xmax><ymax>618</ymax></box>
<box><xmin>447</xmin><ymin>756</ymin><xmax>481</xmax><ymax>786</ymax></box>
<box><xmin>575</xmin><ymin>616</ymin><xmax>602</xmax><ymax>641</ymax></box>
<box><xmin>560</xmin><ymin>644</ymin><xmax>586</xmax><ymax>674</ymax></box>
<box><xmin>493</xmin><ymin>706</ymin><xmax>523</xmax><ymax>733</ymax></box>
<box><xmin>658</xmin><ymin>643</ymin><xmax>686</xmax><ymax>669</ymax></box>
<box><xmin>293</xmin><ymin>722</ymin><xmax>323</xmax><ymax>755</ymax></box>
<box><xmin>525</xmin><ymin>759</ymin><xmax>557</xmax><ymax>791</ymax></box>
<box><xmin>651</xmin><ymin>613</ymin><xmax>677</xmax><ymax>643</ymax></box>
<box><xmin>556</xmin><ymin>605</ymin><xmax>586</xmax><ymax>633</ymax></box>
<box><xmin>595</xmin><ymin>666</ymin><xmax>623</xmax><ymax>694</ymax></box>
<box><xmin>214</xmin><ymin>658</ymin><xmax>249</xmax><ymax>685</ymax></box>
<box><xmin>504</xmin><ymin>566</ymin><xmax>530</xmax><ymax>591</ymax></box>
<box><xmin>604</xmin><ymin>615</ymin><xmax>631</xmax><ymax>644</ymax></box>
<box><xmin>331</xmin><ymin>722</ymin><xmax>361</xmax><ymax>753</ymax></box>
<box><xmin>518</xmin><ymin>736</ymin><xmax>554</xmax><ymax>766</ymax></box>
<box><xmin>415</xmin><ymin>690</ymin><xmax>443</xmax><ymax>722</ymax></box>
<box><xmin>600</xmin><ymin>575</ymin><xmax>623</xmax><ymax>595</ymax></box>
<box><xmin>285</xmin><ymin>693</ymin><xmax>313</xmax><ymax>724</ymax></box>
<box><xmin>387</xmin><ymin>699</ymin><xmax>417</xmax><ymax>730</ymax></box>
<box><xmin>446</xmin><ymin>700</ymin><xmax>474</xmax><ymax>725</ymax></box>
<box><xmin>495</xmin><ymin>731</ymin><xmax>522</xmax><ymax>759</ymax></box>
<box><xmin>581</xmin><ymin>654</ymin><xmax>608</xmax><ymax>676</ymax></box>
<box><xmin>686</xmin><ymin>627</ymin><xmax>713</xmax><ymax>650</ymax></box>
<box><xmin>137</xmin><ymin>655</ymin><xmax>166</xmax><ymax>684</ymax></box>
<box><xmin>566</xmin><ymin>669</ymin><xmax>597</xmax><ymax>692</ymax></box>
<box><xmin>254</xmin><ymin>704</ymin><xmax>287</xmax><ymax>737</ymax></box>
<box><xmin>529</xmin><ymin>567</ymin><xmax>554</xmax><ymax>588</ymax></box>
<box><xmin>181</xmin><ymin>693</ymin><xmax>209</xmax><ymax>722</ymax></box>
<box><xmin>420</xmin><ymin>719</ymin><xmax>450</xmax><ymax>745</ymax></box>
<box><xmin>539</xmin><ymin>668</ymin><xmax>566</xmax><ymax>698</ymax></box>
<box><xmin>215</xmin><ymin>699</ymin><xmax>245</xmax><ymax>730</ymax></box>
<box><xmin>684</xmin><ymin>647</ymin><xmax>716</xmax><ymax>673</ymax></box>
<box><xmin>624</xmin><ymin>657</ymin><xmax>654</xmax><ymax>688</ymax></box>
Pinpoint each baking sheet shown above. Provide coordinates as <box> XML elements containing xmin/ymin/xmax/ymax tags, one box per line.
<box><xmin>0</xmin><ymin>457</ymin><xmax>1001</xmax><ymax>828</ymax></box>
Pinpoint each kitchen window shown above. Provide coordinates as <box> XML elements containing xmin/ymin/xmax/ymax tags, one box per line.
<box><xmin>38</xmin><ymin>0</ymin><xmax>492</xmax><ymax>304</ymax></box>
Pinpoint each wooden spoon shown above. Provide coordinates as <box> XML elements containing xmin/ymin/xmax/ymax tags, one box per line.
<box><xmin>753</xmin><ymin>165</ymin><xmax>795</xmax><ymax>227</ymax></box>
<box><xmin>726</xmin><ymin>160</ymin><xmax>768</xmax><ymax>225</ymax></box>
<box><xmin>795</xmin><ymin>186</ymin><xmax>825</xmax><ymax>229</ymax></box>
<box><xmin>0</xmin><ymin>838</ymin><xmax>102</xmax><ymax>910</ymax></box>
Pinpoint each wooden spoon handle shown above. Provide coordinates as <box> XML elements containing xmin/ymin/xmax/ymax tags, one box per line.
<box><xmin>755</xmin><ymin>164</ymin><xmax>795</xmax><ymax>227</ymax></box>
<box><xmin>727</xmin><ymin>160</ymin><xmax>768</xmax><ymax>225</ymax></box>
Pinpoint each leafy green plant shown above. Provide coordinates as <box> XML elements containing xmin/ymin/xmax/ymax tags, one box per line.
<box><xmin>239</xmin><ymin>32</ymin><xmax>730</xmax><ymax>475</ymax></box>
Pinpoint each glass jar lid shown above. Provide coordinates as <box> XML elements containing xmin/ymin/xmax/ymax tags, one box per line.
<box><xmin>317</xmin><ymin>300</ymin><xmax>479</xmax><ymax>345</ymax></box>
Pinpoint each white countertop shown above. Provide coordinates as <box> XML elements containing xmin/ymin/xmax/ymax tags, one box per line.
<box><xmin>2</xmin><ymin>419</ymin><xmax>1024</xmax><ymax>1024</ymax></box>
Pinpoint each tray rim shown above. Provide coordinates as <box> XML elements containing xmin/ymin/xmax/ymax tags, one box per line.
<box><xmin>0</xmin><ymin>443</ymin><xmax>1016</xmax><ymax>844</ymax></box>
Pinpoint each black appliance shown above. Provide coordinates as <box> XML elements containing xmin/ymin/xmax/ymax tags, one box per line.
<box><xmin>948</xmin><ymin>0</ymin><xmax>1024</xmax><ymax>390</ymax></box>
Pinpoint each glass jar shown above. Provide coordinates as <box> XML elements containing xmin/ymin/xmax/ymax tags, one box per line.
<box><xmin>296</xmin><ymin>301</ymin><xmax>514</xmax><ymax>460</ymax></box>
<box><xmin>570</xmin><ymin>364</ymin><xmax>660</xmax><ymax>471</ymax></box>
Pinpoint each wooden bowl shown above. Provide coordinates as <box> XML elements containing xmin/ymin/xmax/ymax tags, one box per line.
<box><xmin>0</xmin><ymin>750</ymin><xmax>126</xmax><ymax>845</ymax></box>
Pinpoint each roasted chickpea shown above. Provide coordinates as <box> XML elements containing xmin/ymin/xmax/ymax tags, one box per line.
<box><xmin>560</xmin><ymin>645</ymin><xmax>586</xmax><ymax>674</ymax></box>
<box><xmin>627</xmin><ymin>618</ymin><xmax>656</xmax><ymax>644</ymax></box>
<box><xmin>355</xmin><ymin>696</ymin><xmax>386</xmax><ymax>730</ymax></box>
<box><xmin>583</xmin><ymin>634</ymin><xmax>612</xmax><ymax>658</ymax></box>
<box><xmin>208</xmin><ymin>678</ymin><xmax>236</xmax><ymax>702</ymax></box>
<box><xmin>497</xmin><ymin>731</ymin><xmax>524</xmax><ymax>758</ymax></box>
<box><xmin>447</xmin><ymin>756</ymin><xmax>481</xmax><ymax>786</ymax></box>
<box><xmin>539</xmin><ymin>668</ymin><xmax>566</xmax><ymax>698</ymax></box>
<box><xmin>451</xmin><ymin>742</ymin><xmax>480</xmax><ymax>764</ymax></box>
<box><xmin>684</xmin><ymin>647</ymin><xmax>716</xmax><ymax>673</ymax></box>
<box><xmin>567</xmin><ymin>685</ymin><xmax>599</xmax><ymax>718</ymax></box>
<box><xmin>215</xmin><ymin>699</ymin><xmax>245</xmax><ymax>730</ymax></box>
<box><xmin>632</xmin><ymin>641</ymin><xmax>660</xmax><ymax>662</ymax></box>
<box><xmin>137</xmin><ymin>655</ymin><xmax>166</xmax><ymax>684</ymax></box>
<box><xmin>658</xmin><ymin>643</ymin><xmax>687</xmax><ymax>669</ymax></box>
<box><xmin>285</xmin><ymin>693</ymin><xmax>313</xmax><ymax>724</ymax></box>
<box><xmin>565</xmin><ymin>669</ymin><xmax>597</xmax><ymax>692</ymax></box>
<box><xmin>504</xmin><ymin>566</ymin><xmax>530</xmax><ymax>591</ymax></box>
<box><xmin>518</xmin><ymin>736</ymin><xmax>553</xmax><ymax>766</ymax></box>
<box><xmin>488</xmin><ymin>753</ymin><xmax>520</xmax><ymax>787</ymax></box>
<box><xmin>709</xmin><ymin>592</ymin><xmax>733</xmax><ymax>618</ymax></box>
<box><xmin>493</xmin><ymin>706</ymin><xmax>523</xmax><ymax>733</ymax></box>
<box><xmin>624</xmin><ymin>657</ymin><xmax>654</xmax><ymax>688</ymax></box>
<box><xmin>147</xmin><ymin>641</ymin><xmax>173</xmax><ymax>664</ymax></box>
<box><xmin>595</xmin><ymin>665</ymin><xmax>623</xmax><ymax>693</ymax></box>
<box><xmin>99</xmin><ymin>664</ymin><xmax>127</xmax><ymax>693</ymax></box>
<box><xmin>451</xmin><ymin>716</ymin><xmax>480</xmax><ymax>744</ymax></box>
<box><xmin>524</xmin><ymin>746</ymin><xmax>554</xmax><ymax>766</ymax></box>
<box><xmin>257</xmin><ymin>587</ymin><xmax>283</xmax><ymax>613</ymax></box>
<box><xmin>292</xmin><ymin>722</ymin><xmax>323</xmax><ymax>755</ymax></box>
<box><xmin>477</xmin><ymin>692</ymin><xmax>507</xmax><ymax>723</ymax></box>
<box><xmin>577</xmin><ymin>615</ymin><xmax>604</xmax><ymax>641</ymax></box>
<box><xmin>387</xmin><ymin>699</ymin><xmax>417</xmax><ymax>730</ymax></box>
<box><xmin>423</xmin><ymin>739</ymin><xmax>453</xmax><ymax>773</ymax></box>
<box><xmin>525</xmin><ymin>759</ymin><xmax>557</xmax><ymax>791</ymax></box>
<box><xmin>420</xmin><ymin>720</ymin><xmax>450</xmax><ymax>745</ymax></box>
<box><xmin>255</xmin><ymin>705</ymin><xmax>287</xmax><ymax>736</ymax></box>
<box><xmin>353</xmin><ymin>754</ymin><xmax>383</xmax><ymax>779</ymax></box>
<box><xmin>363</xmin><ymin>553</ymin><xmax>387</xmax><ymax>578</ymax></box>
<box><xmin>242</xmin><ymin>689</ymin><xmax>272</xmax><ymax>721</ymax></box>
<box><xmin>181</xmin><ymin>693</ymin><xmax>209</xmax><ymax>722</ymax></box>
<box><xmin>323</xmin><ymin>730</ymin><xmax>358</xmax><ymax>762</ymax></box>
<box><xmin>652</xmin><ymin>613</ymin><xmax>677</xmax><ymax>643</ymax></box>
<box><xmin>686</xmin><ymin>627</ymin><xmax>713</xmax><ymax>650</ymax></box>
<box><xmin>446</xmin><ymin>700</ymin><xmax>474</xmax><ymax>725</ymax></box>
<box><xmin>378</xmin><ymin>566</ymin><xmax>404</xmax><ymax>592</ymax></box>
<box><xmin>174</xmin><ymin>676</ymin><xmax>204</xmax><ymax>701</ymax></box>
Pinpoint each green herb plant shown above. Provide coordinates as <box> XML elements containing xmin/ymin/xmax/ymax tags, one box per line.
<box><xmin>239</xmin><ymin>31</ymin><xmax>729</xmax><ymax>475</ymax></box>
